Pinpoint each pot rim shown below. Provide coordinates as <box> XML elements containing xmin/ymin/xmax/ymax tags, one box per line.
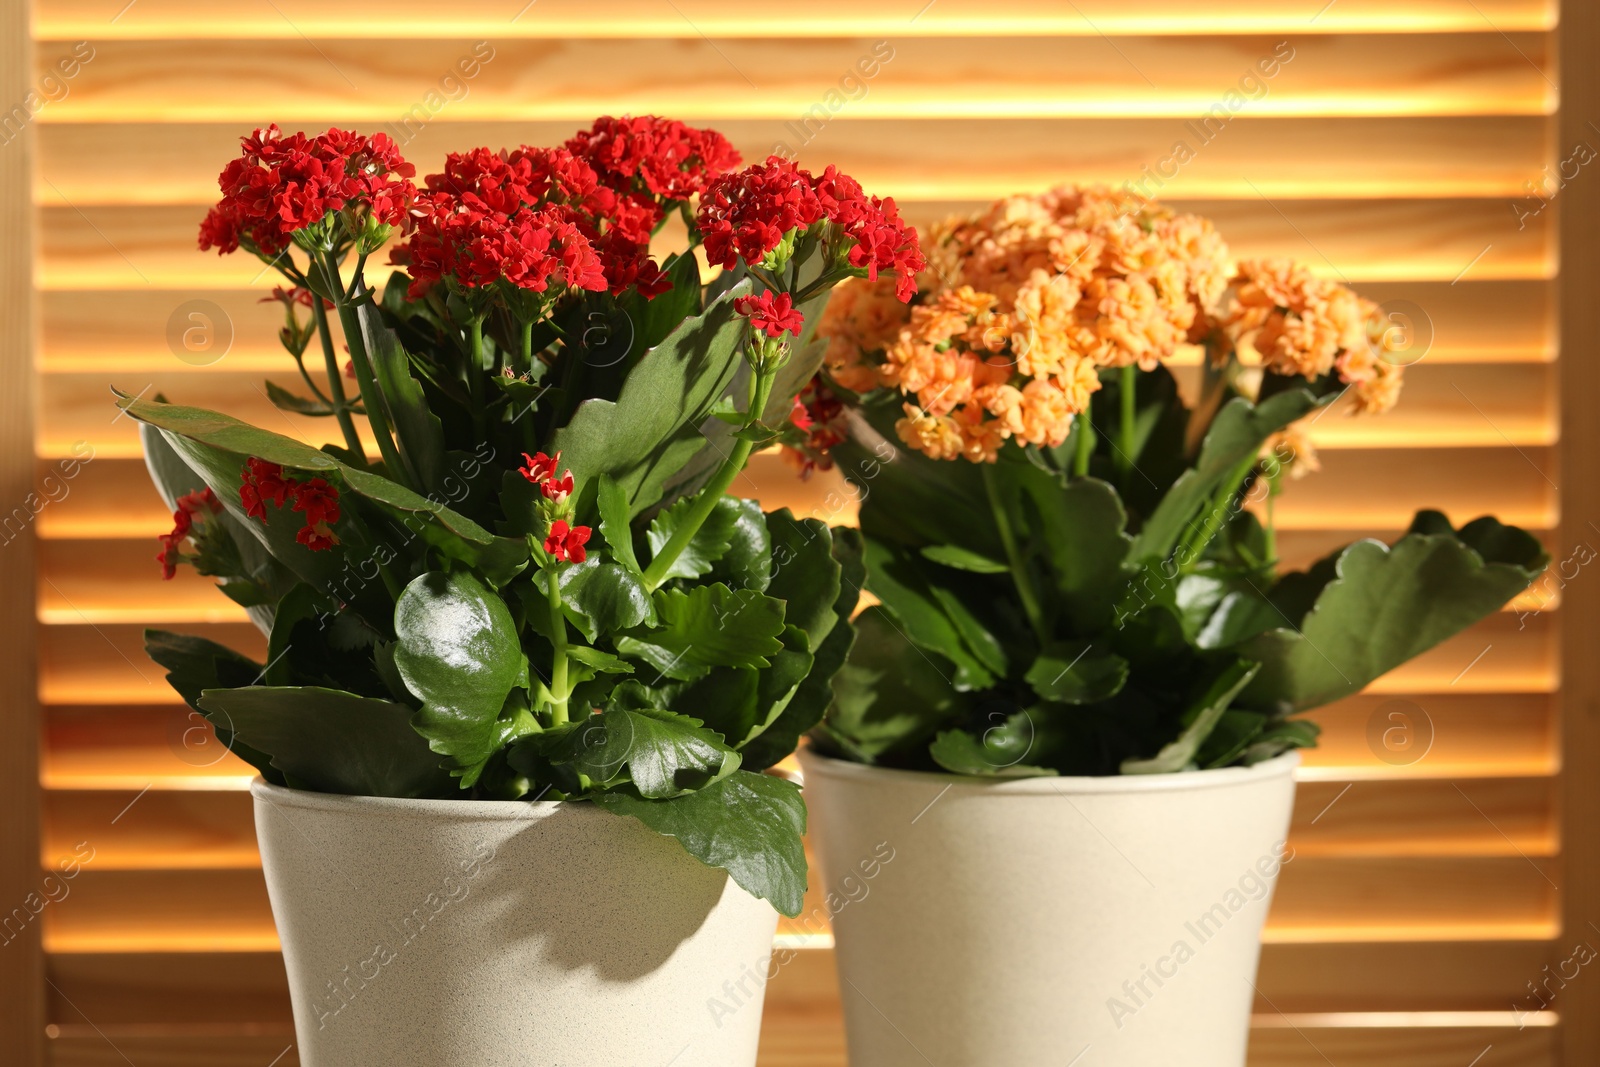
<box><xmin>250</xmin><ymin>777</ymin><xmax>591</xmax><ymax>819</ymax></box>
<box><xmin>795</xmin><ymin>743</ymin><xmax>1300</xmax><ymax>795</ymax></box>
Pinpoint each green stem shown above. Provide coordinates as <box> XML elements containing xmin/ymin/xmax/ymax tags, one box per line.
<box><xmin>1071</xmin><ymin>414</ymin><xmax>1094</xmax><ymax>478</ymax></box>
<box><xmin>519</xmin><ymin>319</ymin><xmax>534</xmax><ymax>374</ymax></box>
<box><xmin>324</xmin><ymin>253</ymin><xmax>412</xmax><ymax>487</ymax></box>
<box><xmin>545</xmin><ymin>572</ymin><xmax>570</xmax><ymax>726</ymax></box>
<box><xmin>1264</xmin><ymin>477</ymin><xmax>1281</xmax><ymax>563</ymax></box>
<box><xmin>310</xmin><ymin>296</ymin><xmax>365</xmax><ymax>461</ymax></box>
<box><xmin>981</xmin><ymin>464</ymin><xmax>1047</xmax><ymax>643</ymax></box>
<box><xmin>1176</xmin><ymin>454</ymin><xmax>1257</xmax><ymax>571</ymax></box>
<box><xmin>1117</xmin><ymin>364</ymin><xmax>1137</xmax><ymax>491</ymax></box>
<box><xmin>640</xmin><ymin>366</ymin><xmax>775</xmax><ymax>592</ymax></box>
<box><xmin>468</xmin><ymin>316</ymin><xmax>487</xmax><ymax>439</ymax></box>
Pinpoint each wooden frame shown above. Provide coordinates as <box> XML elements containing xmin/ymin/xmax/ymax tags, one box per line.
<box><xmin>1559</xmin><ymin>1</ymin><xmax>1600</xmax><ymax>1063</ymax></box>
<box><xmin>0</xmin><ymin>3</ymin><xmax>44</xmax><ymax>1066</ymax></box>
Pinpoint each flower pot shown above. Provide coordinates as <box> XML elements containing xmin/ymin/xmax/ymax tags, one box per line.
<box><xmin>252</xmin><ymin>780</ymin><xmax>779</xmax><ymax>1067</ymax></box>
<box><xmin>796</xmin><ymin>748</ymin><xmax>1299</xmax><ymax>1067</ymax></box>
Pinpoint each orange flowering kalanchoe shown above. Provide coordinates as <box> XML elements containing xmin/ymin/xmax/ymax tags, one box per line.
<box><xmin>818</xmin><ymin>185</ymin><xmax>1406</xmax><ymax>463</ymax></box>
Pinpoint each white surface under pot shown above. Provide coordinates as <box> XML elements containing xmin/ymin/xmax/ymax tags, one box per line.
<box><xmin>251</xmin><ymin>779</ymin><xmax>779</xmax><ymax>1067</ymax></box>
<box><xmin>797</xmin><ymin>747</ymin><xmax>1300</xmax><ymax>1067</ymax></box>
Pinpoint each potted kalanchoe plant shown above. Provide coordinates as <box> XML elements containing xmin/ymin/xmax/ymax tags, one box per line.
<box><xmin>790</xmin><ymin>187</ymin><xmax>1547</xmax><ymax>1067</ymax></box>
<box><xmin>125</xmin><ymin>117</ymin><xmax>922</xmax><ymax>1067</ymax></box>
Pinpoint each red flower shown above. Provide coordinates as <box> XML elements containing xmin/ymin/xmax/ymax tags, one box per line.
<box><xmin>782</xmin><ymin>375</ymin><xmax>848</xmax><ymax>479</ymax></box>
<box><xmin>788</xmin><ymin>396</ymin><xmax>813</xmax><ymax>431</ymax></box>
<box><xmin>156</xmin><ymin>487</ymin><xmax>223</xmax><ymax>579</ymax></box>
<box><xmin>519</xmin><ymin>451</ymin><xmax>562</xmax><ymax>484</ymax></box>
<box><xmin>544</xmin><ymin>519</ymin><xmax>591</xmax><ymax>564</ymax></box>
<box><xmin>198</xmin><ymin>125</ymin><xmax>416</xmax><ymax>257</ymax></box>
<box><xmin>398</xmin><ymin>194</ymin><xmax>606</xmax><ymax>300</ymax></box>
<box><xmin>177</xmin><ymin>487</ymin><xmax>222</xmax><ymax>516</ymax></box>
<box><xmin>697</xmin><ymin>156</ymin><xmax>826</xmax><ymax>270</ymax></box>
<box><xmin>261</xmin><ymin>286</ymin><xmax>332</xmax><ymax>311</ymax></box>
<box><xmin>156</xmin><ymin>533</ymin><xmax>183</xmax><ymax>580</ymax></box>
<box><xmin>697</xmin><ymin>157</ymin><xmax>925</xmax><ymax>302</ymax></box>
<box><xmin>240</xmin><ymin>458</ymin><xmax>294</xmax><ymax>520</ymax></box>
<box><xmin>734</xmin><ymin>291</ymin><xmax>805</xmax><ymax>338</ymax></box>
<box><xmin>566</xmin><ymin>116</ymin><xmax>741</xmax><ymax>202</ymax></box>
<box><xmin>291</xmin><ymin>478</ymin><xmax>342</xmax><ymax>527</ymax></box>
<box><xmin>296</xmin><ymin>522</ymin><xmax>339</xmax><ymax>552</ymax></box>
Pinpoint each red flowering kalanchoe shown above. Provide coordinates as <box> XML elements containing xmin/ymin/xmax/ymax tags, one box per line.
<box><xmin>198</xmin><ymin>125</ymin><xmax>416</xmax><ymax>256</ymax></box>
<box><xmin>238</xmin><ymin>459</ymin><xmax>341</xmax><ymax>552</ymax></box>
<box><xmin>565</xmin><ymin>115</ymin><xmax>741</xmax><ymax>204</ymax></box>
<box><xmin>735</xmin><ymin>291</ymin><xmax>805</xmax><ymax>339</ymax></box>
<box><xmin>155</xmin><ymin>488</ymin><xmax>223</xmax><ymax>579</ymax></box>
<box><xmin>698</xmin><ymin>156</ymin><xmax>924</xmax><ymax>302</ymax></box>
<box><xmin>544</xmin><ymin>519</ymin><xmax>591</xmax><ymax>564</ymax></box>
<box><xmin>520</xmin><ymin>451</ymin><xmax>577</xmax><ymax>505</ymax></box>
<box><xmin>782</xmin><ymin>377</ymin><xmax>849</xmax><ymax>480</ymax></box>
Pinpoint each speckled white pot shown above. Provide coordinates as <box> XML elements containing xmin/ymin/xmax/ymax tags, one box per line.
<box><xmin>797</xmin><ymin>748</ymin><xmax>1299</xmax><ymax>1067</ymax></box>
<box><xmin>252</xmin><ymin>780</ymin><xmax>779</xmax><ymax>1067</ymax></box>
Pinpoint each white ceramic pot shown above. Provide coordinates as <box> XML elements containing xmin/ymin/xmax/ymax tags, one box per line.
<box><xmin>252</xmin><ymin>780</ymin><xmax>779</xmax><ymax>1067</ymax></box>
<box><xmin>796</xmin><ymin>748</ymin><xmax>1300</xmax><ymax>1067</ymax></box>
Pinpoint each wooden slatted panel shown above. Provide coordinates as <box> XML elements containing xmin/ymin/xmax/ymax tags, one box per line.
<box><xmin>21</xmin><ymin>5</ymin><xmax>1568</xmax><ymax>1065</ymax></box>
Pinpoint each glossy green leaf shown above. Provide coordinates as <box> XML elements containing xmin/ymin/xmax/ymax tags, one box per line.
<box><xmin>1024</xmin><ymin>641</ymin><xmax>1130</xmax><ymax>705</ymax></box>
<box><xmin>617</xmin><ymin>584</ymin><xmax>787</xmax><ymax>679</ymax></box>
<box><xmin>645</xmin><ymin>494</ymin><xmax>742</xmax><ymax>582</ymax></box>
<box><xmin>393</xmin><ymin>570</ymin><xmax>525</xmax><ymax>785</ymax></box>
<box><xmin>596</xmin><ymin>474</ymin><xmax>641</xmax><ymax>574</ymax></box>
<box><xmin>356</xmin><ymin>300</ymin><xmax>447</xmax><ymax>494</ymax></box>
<box><xmin>764</xmin><ymin>510</ymin><xmax>842</xmax><ymax>646</ymax></box>
<box><xmin>591</xmin><ymin>770</ymin><xmax>808</xmax><ymax>917</ymax></box>
<box><xmin>551</xmin><ymin>705</ymin><xmax>739</xmax><ymax>798</ymax></box>
<box><xmin>920</xmin><ymin>544</ymin><xmax>1009</xmax><ymax>574</ymax></box>
<box><xmin>929</xmin><ymin>713</ymin><xmax>1057</xmax><ymax>778</ymax></box>
<box><xmin>707</xmin><ymin>497</ymin><xmax>774</xmax><ymax>593</ymax></box>
<box><xmin>1234</xmin><ymin>516</ymin><xmax>1546</xmax><ymax>713</ymax></box>
<box><xmin>197</xmin><ymin>685</ymin><xmax>452</xmax><ymax>798</ymax></box>
<box><xmin>144</xmin><ymin>629</ymin><xmax>283</xmax><ymax>785</ymax></box>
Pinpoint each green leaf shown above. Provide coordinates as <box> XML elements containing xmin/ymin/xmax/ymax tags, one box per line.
<box><xmin>565</xmin><ymin>645</ymin><xmax>634</xmax><ymax>676</ymax></box>
<box><xmin>764</xmin><ymin>510</ymin><xmax>843</xmax><ymax>646</ymax></box>
<box><xmin>356</xmin><ymin>299</ymin><xmax>447</xmax><ymax>494</ymax></box>
<box><xmin>546</xmin><ymin>280</ymin><xmax>753</xmax><ymax>522</ymax></box>
<box><xmin>1240</xmin><ymin>718</ymin><xmax>1320</xmax><ymax>765</ymax></box>
<box><xmin>1024</xmin><ymin>641</ymin><xmax>1130</xmax><ymax>705</ymax></box>
<box><xmin>1234</xmin><ymin>516</ymin><xmax>1547</xmax><ymax>713</ymax></box>
<box><xmin>197</xmin><ymin>685</ymin><xmax>452</xmax><ymax>798</ymax></box>
<box><xmin>591</xmin><ymin>770</ymin><xmax>808</xmax><ymax>917</ymax></box>
<box><xmin>707</xmin><ymin>497</ymin><xmax>773</xmax><ymax>593</ymax></box>
<box><xmin>617</xmin><ymin>584</ymin><xmax>787</xmax><ymax>679</ymax></box>
<box><xmin>119</xmin><ymin>394</ymin><xmax>528</xmax><ymax>588</ymax></box>
<box><xmin>646</xmin><ymin>494</ymin><xmax>741</xmax><ymax>582</ymax></box>
<box><xmin>920</xmin><ymin>544</ymin><xmax>1009</xmax><ymax>574</ymax></box>
<box><xmin>929</xmin><ymin>713</ymin><xmax>1058</xmax><ymax>778</ymax></box>
<box><xmin>392</xmin><ymin>571</ymin><xmax>525</xmax><ymax>786</ymax></box>
<box><xmin>596</xmin><ymin>474</ymin><xmax>641</xmax><ymax>574</ymax></box>
<box><xmin>1121</xmin><ymin>659</ymin><xmax>1261</xmax><ymax>774</ymax></box>
<box><xmin>861</xmin><ymin>538</ymin><xmax>995</xmax><ymax>689</ymax></box>
<box><xmin>821</xmin><ymin>606</ymin><xmax>971</xmax><ymax>763</ymax></box>
<box><xmin>742</xmin><ymin>615</ymin><xmax>853</xmax><ymax>770</ymax></box>
<box><xmin>1133</xmin><ymin>388</ymin><xmax>1327</xmax><ymax>564</ymax></box>
<box><xmin>264</xmin><ymin>380</ymin><xmax>338</xmax><ymax>417</ymax></box>
<box><xmin>554</xmin><ymin>560</ymin><xmax>655</xmax><ymax>640</ymax></box>
<box><xmin>144</xmin><ymin>629</ymin><xmax>283</xmax><ymax>785</ymax></box>
<box><xmin>551</xmin><ymin>705</ymin><xmax>739</xmax><ymax>798</ymax></box>
<box><xmin>629</xmin><ymin>252</ymin><xmax>703</xmax><ymax>363</ymax></box>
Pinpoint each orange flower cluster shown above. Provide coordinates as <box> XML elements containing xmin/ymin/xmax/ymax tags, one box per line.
<box><xmin>821</xmin><ymin>186</ymin><xmax>1231</xmax><ymax>462</ymax></box>
<box><xmin>1222</xmin><ymin>259</ymin><xmax>1404</xmax><ymax>415</ymax></box>
<box><xmin>819</xmin><ymin>187</ymin><xmax>1405</xmax><ymax>463</ymax></box>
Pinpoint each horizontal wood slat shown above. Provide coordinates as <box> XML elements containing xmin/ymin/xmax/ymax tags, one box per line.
<box><xmin>34</xmin><ymin>35</ymin><xmax>1555</xmax><ymax>125</ymax></box>
<box><xmin>31</xmin><ymin>0</ymin><xmax>1559</xmax><ymax>39</ymax></box>
<box><xmin>35</xmin><ymin>198</ymin><xmax>1553</xmax><ymax>292</ymax></box>
<box><xmin>36</xmin><ymin>117</ymin><xmax>1554</xmax><ymax>206</ymax></box>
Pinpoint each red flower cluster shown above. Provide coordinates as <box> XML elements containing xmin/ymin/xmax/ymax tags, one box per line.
<box><xmin>782</xmin><ymin>376</ymin><xmax>849</xmax><ymax>479</ymax></box>
<box><xmin>544</xmin><ymin>519</ymin><xmax>591</xmax><ymax>564</ymax></box>
<box><xmin>735</xmin><ymin>291</ymin><xmax>805</xmax><ymax>338</ymax></box>
<box><xmin>239</xmin><ymin>458</ymin><xmax>341</xmax><ymax>551</ymax></box>
<box><xmin>696</xmin><ymin>157</ymin><xmax>925</xmax><ymax>302</ymax></box>
<box><xmin>565</xmin><ymin>115</ymin><xmax>741</xmax><ymax>203</ymax></box>
<box><xmin>260</xmin><ymin>286</ymin><xmax>331</xmax><ymax>311</ymax></box>
<box><xmin>156</xmin><ymin>487</ymin><xmax>222</xmax><ymax>580</ymax></box>
<box><xmin>198</xmin><ymin>125</ymin><xmax>416</xmax><ymax>256</ymax></box>
<box><xmin>518</xmin><ymin>450</ymin><xmax>574</xmax><ymax>504</ymax></box>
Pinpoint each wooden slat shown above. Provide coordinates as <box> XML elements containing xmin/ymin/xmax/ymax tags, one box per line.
<box><xmin>34</xmin><ymin>35</ymin><xmax>1555</xmax><ymax>125</ymax></box>
<box><xmin>40</xmin><ymin>540</ymin><xmax>248</xmax><ymax>625</ymax></box>
<box><xmin>36</xmin><ymin>116</ymin><xmax>1553</xmax><ymax>206</ymax></box>
<box><xmin>40</xmin><ymin>624</ymin><xmax>264</xmax><ymax>708</ymax></box>
<box><xmin>1298</xmin><ymin>693</ymin><xmax>1556</xmax><ymax>779</ymax></box>
<box><xmin>35</xmin><ymin>197</ymin><xmax>1553</xmax><ymax>292</ymax></box>
<box><xmin>31</xmin><ymin>0</ymin><xmax>1559</xmax><ymax>39</ymax></box>
<box><xmin>1292</xmin><ymin>777</ymin><xmax>1554</xmax><ymax>856</ymax></box>
<box><xmin>42</xmin><ymin>705</ymin><xmax>259</xmax><ymax>792</ymax></box>
<box><xmin>44</xmin><ymin>791</ymin><xmax>258</xmax><ymax>870</ymax></box>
